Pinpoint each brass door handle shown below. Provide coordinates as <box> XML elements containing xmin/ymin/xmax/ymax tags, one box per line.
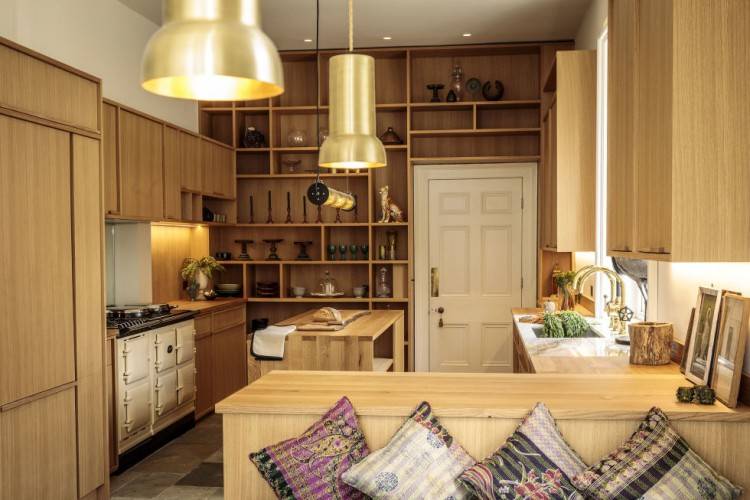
<box><xmin>431</xmin><ymin>267</ymin><xmax>439</xmax><ymax>297</ymax></box>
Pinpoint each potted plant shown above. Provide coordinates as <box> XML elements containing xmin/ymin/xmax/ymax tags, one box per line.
<box><xmin>553</xmin><ymin>270</ymin><xmax>577</xmax><ymax>311</ymax></box>
<box><xmin>181</xmin><ymin>256</ymin><xmax>225</xmax><ymax>301</ymax></box>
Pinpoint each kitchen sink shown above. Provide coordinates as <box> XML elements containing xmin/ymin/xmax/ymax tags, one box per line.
<box><xmin>531</xmin><ymin>325</ymin><xmax>605</xmax><ymax>339</ymax></box>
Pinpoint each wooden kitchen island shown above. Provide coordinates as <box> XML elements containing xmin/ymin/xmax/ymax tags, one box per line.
<box><xmin>247</xmin><ymin>309</ymin><xmax>404</xmax><ymax>382</ymax></box>
<box><xmin>216</xmin><ymin>371</ymin><xmax>750</xmax><ymax>499</ymax></box>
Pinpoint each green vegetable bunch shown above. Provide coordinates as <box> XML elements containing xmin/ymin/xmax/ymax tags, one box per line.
<box><xmin>542</xmin><ymin>311</ymin><xmax>588</xmax><ymax>338</ymax></box>
<box><xmin>558</xmin><ymin>310</ymin><xmax>589</xmax><ymax>338</ymax></box>
<box><xmin>553</xmin><ymin>270</ymin><xmax>576</xmax><ymax>289</ymax></box>
<box><xmin>543</xmin><ymin>313</ymin><xmax>565</xmax><ymax>338</ymax></box>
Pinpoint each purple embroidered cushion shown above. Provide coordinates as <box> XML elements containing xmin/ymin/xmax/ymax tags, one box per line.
<box><xmin>250</xmin><ymin>396</ymin><xmax>369</xmax><ymax>499</ymax></box>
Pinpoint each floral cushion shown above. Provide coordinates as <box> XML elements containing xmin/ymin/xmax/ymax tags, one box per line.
<box><xmin>341</xmin><ymin>401</ymin><xmax>476</xmax><ymax>499</ymax></box>
<box><xmin>572</xmin><ymin>407</ymin><xmax>742</xmax><ymax>499</ymax></box>
<box><xmin>249</xmin><ymin>396</ymin><xmax>369</xmax><ymax>499</ymax></box>
<box><xmin>458</xmin><ymin>403</ymin><xmax>586</xmax><ymax>500</ymax></box>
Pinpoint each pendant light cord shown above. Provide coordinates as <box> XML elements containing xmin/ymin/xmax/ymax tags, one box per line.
<box><xmin>348</xmin><ymin>0</ymin><xmax>354</xmax><ymax>52</ymax></box>
<box><xmin>315</xmin><ymin>0</ymin><xmax>321</xmax><ymax>184</ymax></box>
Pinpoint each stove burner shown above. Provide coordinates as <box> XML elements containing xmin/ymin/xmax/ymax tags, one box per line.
<box><xmin>106</xmin><ymin>304</ymin><xmax>194</xmax><ymax>337</ymax></box>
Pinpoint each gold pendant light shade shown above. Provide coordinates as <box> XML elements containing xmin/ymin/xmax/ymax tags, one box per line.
<box><xmin>319</xmin><ymin>54</ymin><xmax>387</xmax><ymax>170</ymax></box>
<box><xmin>141</xmin><ymin>0</ymin><xmax>284</xmax><ymax>101</ymax></box>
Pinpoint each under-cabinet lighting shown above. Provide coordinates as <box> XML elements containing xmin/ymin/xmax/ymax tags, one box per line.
<box><xmin>462</xmin><ymin>33</ymin><xmax>472</xmax><ymax>37</ymax></box>
<box><xmin>383</xmin><ymin>36</ymin><xmax>392</xmax><ymax>40</ymax></box>
<box><xmin>304</xmin><ymin>38</ymin><xmax>313</xmax><ymax>43</ymax></box>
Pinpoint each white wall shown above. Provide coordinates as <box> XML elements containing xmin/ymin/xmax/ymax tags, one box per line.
<box><xmin>575</xmin><ymin>0</ymin><xmax>607</xmax><ymax>50</ymax></box>
<box><xmin>0</xmin><ymin>0</ymin><xmax>197</xmax><ymax>131</ymax></box>
<box><xmin>654</xmin><ymin>263</ymin><xmax>750</xmax><ymax>376</ymax></box>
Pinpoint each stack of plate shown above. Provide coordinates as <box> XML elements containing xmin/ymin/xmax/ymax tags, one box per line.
<box><xmin>215</xmin><ymin>283</ymin><xmax>242</xmax><ymax>297</ymax></box>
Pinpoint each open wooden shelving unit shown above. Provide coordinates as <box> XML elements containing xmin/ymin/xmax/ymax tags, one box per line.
<box><xmin>199</xmin><ymin>43</ymin><xmax>560</xmax><ymax>371</ymax></box>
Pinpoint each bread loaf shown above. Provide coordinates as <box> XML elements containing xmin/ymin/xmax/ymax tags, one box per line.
<box><xmin>312</xmin><ymin>307</ymin><xmax>342</xmax><ymax>324</ymax></box>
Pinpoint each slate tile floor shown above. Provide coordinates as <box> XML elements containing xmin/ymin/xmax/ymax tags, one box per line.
<box><xmin>111</xmin><ymin>414</ymin><xmax>224</xmax><ymax>499</ymax></box>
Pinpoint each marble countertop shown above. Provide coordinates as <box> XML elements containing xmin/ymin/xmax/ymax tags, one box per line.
<box><xmin>512</xmin><ymin>308</ymin><xmax>679</xmax><ymax>374</ymax></box>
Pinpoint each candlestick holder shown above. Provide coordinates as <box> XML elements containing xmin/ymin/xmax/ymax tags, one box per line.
<box><xmin>285</xmin><ymin>191</ymin><xmax>293</xmax><ymax>223</ymax></box>
<box><xmin>248</xmin><ymin>195</ymin><xmax>254</xmax><ymax>223</ymax></box>
<box><xmin>294</xmin><ymin>240</ymin><xmax>313</xmax><ymax>260</ymax></box>
<box><xmin>316</xmin><ymin>205</ymin><xmax>323</xmax><ymax>224</ymax></box>
<box><xmin>266</xmin><ymin>190</ymin><xmax>273</xmax><ymax>224</ymax></box>
<box><xmin>263</xmin><ymin>239</ymin><xmax>283</xmax><ymax>261</ymax></box>
<box><xmin>234</xmin><ymin>239</ymin><xmax>254</xmax><ymax>260</ymax></box>
<box><xmin>302</xmin><ymin>195</ymin><xmax>308</xmax><ymax>223</ymax></box>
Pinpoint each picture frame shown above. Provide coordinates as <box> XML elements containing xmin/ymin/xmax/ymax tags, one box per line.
<box><xmin>710</xmin><ymin>294</ymin><xmax>750</xmax><ymax>408</ymax></box>
<box><xmin>684</xmin><ymin>287</ymin><xmax>723</xmax><ymax>385</ymax></box>
<box><xmin>680</xmin><ymin>307</ymin><xmax>696</xmax><ymax>374</ymax></box>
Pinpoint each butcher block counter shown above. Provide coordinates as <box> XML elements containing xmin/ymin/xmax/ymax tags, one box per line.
<box><xmin>512</xmin><ymin>308</ymin><xmax>680</xmax><ymax>374</ymax></box>
<box><xmin>247</xmin><ymin>309</ymin><xmax>404</xmax><ymax>382</ymax></box>
<box><xmin>216</xmin><ymin>371</ymin><xmax>750</xmax><ymax>498</ymax></box>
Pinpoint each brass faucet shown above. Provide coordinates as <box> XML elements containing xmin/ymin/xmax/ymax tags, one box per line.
<box><xmin>572</xmin><ymin>265</ymin><xmax>627</xmax><ymax>335</ymax></box>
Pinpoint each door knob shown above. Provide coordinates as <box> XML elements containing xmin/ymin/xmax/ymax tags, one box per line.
<box><xmin>437</xmin><ymin>307</ymin><xmax>445</xmax><ymax>314</ymax></box>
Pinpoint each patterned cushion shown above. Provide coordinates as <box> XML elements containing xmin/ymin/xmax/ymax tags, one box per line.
<box><xmin>249</xmin><ymin>396</ymin><xmax>369</xmax><ymax>499</ymax></box>
<box><xmin>572</xmin><ymin>407</ymin><xmax>742</xmax><ymax>499</ymax></box>
<box><xmin>458</xmin><ymin>403</ymin><xmax>586</xmax><ymax>500</ymax></box>
<box><xmin>341</xmin><ymin>401</ymin><xmax>476</xmax><ymax>499</ymax></box>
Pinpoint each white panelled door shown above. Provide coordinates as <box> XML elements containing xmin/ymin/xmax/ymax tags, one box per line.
<box><xmin>428</xmin><ymin>177</ymin><xmax>524</xmax><ymax>372</ymax></box>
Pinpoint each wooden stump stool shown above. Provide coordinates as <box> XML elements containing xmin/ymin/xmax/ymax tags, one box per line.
<box><xmin>629</xmin><ymin>322</ymin><xmax>673</xmax><ymax>365</ymax></box>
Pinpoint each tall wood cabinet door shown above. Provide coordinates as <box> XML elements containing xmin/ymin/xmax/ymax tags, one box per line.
<box><xmin>72</xmin><ymin>134</ymin><xmax>106</xmax><ymax>497</ymax></box>
<box><xmin>200</xmin><ymin>138</ymin><xmax>216</xmax><ymax>196</ymax></box>
<box><xmin>102</xmin><ymin>102</ymin><xmax>120</xmax><ymax>215</ymax></box>
<box><xmin>0</xmin><ymin>116</ymin><xmax>75</xmax><ymax>406</ymax></box>
<box><xmin>180</xmin><ymin>131</ymin><xmax>201</xmax><ymax>193</ymax></box>
<box><xmin>195</xmin><ymin>334</ymin><xmax>214</xmax><ymax>418</ymax></box>
<box><xmin>0</xmin><ymin>388</ymin><xmax>78</xmax><ymax>500</ymax></box>
<box><xmin>163</xmin><ymin>126</ymin><xmax>182</xmax><ymax>220</ymax></box>
<box><xmin>212</xmin><ymin>324</ymin><xmax>248</xmax><ymax>403</ymax></box>
<box><xmin>217</xmin><ymin>145</ymin><xmax>235</xmax><ymax>199</ymax></box>
<box><xmin>540</xmin><ymin>109</ymin><xmax>553</xmax><ymax>249</ymax></box>
<box><xmin>634</xmin><ymin>0</ymin><xmax>673</xmax><ymax>256</ymax></box>
<box><xmin>120</xmin><ymin>109</ymin><xmax>164</xmax><ymax>220</ymax></box>
<box><xmin>548</xmin><ymin>101</ymin><xmax>558</xmax><ymax>250</ymax></box>
<box><xmin>607</xmin><ymin>0</ymin><xmax>638</xmax><ymax>253</ymax></box>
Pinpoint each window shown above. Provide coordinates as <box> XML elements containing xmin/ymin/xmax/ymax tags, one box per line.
<box><xmin>593</xmin><ymin>26</ymin><xmax>646</xmax><ymax>321</ymax></box>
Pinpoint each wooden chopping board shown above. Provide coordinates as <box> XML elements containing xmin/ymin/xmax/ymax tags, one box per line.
<box><xmin>296</xmin><ymin>310</ymin><xmax>371</xmax><ymax>331</ymax></box>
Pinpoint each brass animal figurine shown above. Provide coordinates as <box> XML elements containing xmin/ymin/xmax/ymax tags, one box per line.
<box><xmin>378</xmin><ymin>185</ymin><xmax>404</xmax><ymax>223</ymax></box>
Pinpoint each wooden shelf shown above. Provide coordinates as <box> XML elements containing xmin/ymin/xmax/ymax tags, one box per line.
<box><xmin>410</xmin><ymin>127</ymin><xmax>540</xmax><ymax>137</ymax></box>
<box><xmin>237</xmin><ymin>173</ymin><xmax>367</xmax><ymax>179</ymax></box>
<box><xmin>371</xmin><ymin>298</ymin><xmax>409</xmax><ymax>303</ymax></box>
<box><xmin>233</xmin><ymin>222</ymin><xmax>370</xmax><ymax>228</ymax></box>
<box><xmin>247</xmin><ymin>297</ymin><xmax>371</xmax><ymax>303</ymax></box>
<box><xmin>373</xmin><ymin>357</ymin><xmax>394</xmax><ymax>372</ymax></box>
<box><xmin>410</xmin><ymin>155</ymin><xmax>540</xmax><ymax>164</ymax></box>
<box><xmin>236</xmin><ymin>147</ymin><xmax>270</xmax><ymax>153</ymax></box>
<box><xmin>372</xmin><ymin>222</ymin><xmax>409</xmax><ymax>227</ymax></box>
<box><xmin>272</xmin><ymin>146</ymin><xmax>319</xmax><ymax>152</ymax></box>
<box><xmin>372</xmin><ymin>260</ymin><xmax>409</xmax><ymax>264</ymax></box>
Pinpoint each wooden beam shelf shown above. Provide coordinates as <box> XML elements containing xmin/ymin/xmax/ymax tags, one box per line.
<box><xmin>410</xmin><ymin>127</ymin><xmax>540</xmax><ymax>137</ymax></box>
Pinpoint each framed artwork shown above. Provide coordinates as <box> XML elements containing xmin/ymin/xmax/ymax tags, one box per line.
<box><xmin>710</xmin><ymin>294</ymin><xmax>750</xmax><ymax>408</ymax></box>
<box><xmin>680</xmin><ymin>307</ymin><xmax>696</xmax><ymax>374</ymax></box>
<box><xmin>684</xmin><ymin>287</ymin><xmax>722</xmax><ymax>385</ymax></box>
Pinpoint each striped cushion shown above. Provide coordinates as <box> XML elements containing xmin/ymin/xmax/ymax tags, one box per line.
<box><xmin>572</xmin><ymin>407</ymin><xmax>742</xmax><ymax>499</ymax></box>
<box><xmin>342</xmin><ymin>401</ymin><xmax>476</xmax><ymax>499</ymax></box>
<box><xmin>249</xmin><ymin>396</ymin><xmax>369</xmax><ymax>500</ymax></box>
<box><xmin>458</xmin><ymin>403</ymin><xmax>586</xmax><ymax>500</ymax></box>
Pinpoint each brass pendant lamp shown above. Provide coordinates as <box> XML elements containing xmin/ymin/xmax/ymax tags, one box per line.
<box><xmin>318</xmin><ymin>0</ymin><xmax>386</xmax><ymax>170</ymax></box>
<box><xmin>141</xmin><ymin>0</ymin><xmax>284</xmax><ymax>101</ymax></box>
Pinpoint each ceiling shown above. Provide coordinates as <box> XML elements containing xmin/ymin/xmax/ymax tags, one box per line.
<box><xmin>119</xmin><ymin>0</ymin><xmax>591</xmax><ymax>50</ymax></box>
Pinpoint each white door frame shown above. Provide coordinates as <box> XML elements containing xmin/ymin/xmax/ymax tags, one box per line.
<box><xmin>413</xmin><ymin>163</ymin><xmax>538</xmax><ymax>372</ymax></box>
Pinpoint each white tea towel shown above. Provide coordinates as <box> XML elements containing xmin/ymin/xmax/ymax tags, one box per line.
<box><xmin>251</xmin><ymin>325</ymin><xmax>296</xmax><ymax>360</ymax></box>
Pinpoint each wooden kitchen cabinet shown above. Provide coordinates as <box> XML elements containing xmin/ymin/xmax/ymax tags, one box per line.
<box><xmin>163</xmin><ymin>125</ymin><xmax>182</xmax><ymax>220</ymax></box>
<box><xmin>201</xmin><ymin>137</ymin><xmax>235</xmax><ymax>200</ymax></box>
<box><xmin>193</xmin><ymin>304</ymin><xmax>247</xmax><ymax>418</ymax></box>
<box><xmin>103</xmin><ymin>101</ymin><xmax>120</xmax><ymax>215</ymax></box>
<box><xmin>212</xmin><ymin>324</ymin><xmax>248</xmax><ymax>403</ymax></box>
<box><xmin>540</xmin><ymin>50</ymin><xmax>596</xmax><ymax>252</ymax></box>
<box><xmin>0</xmin><ymin>40</ymin><xmax>107</xmax><ymax>499</ymax></box>
<box><xmin>120</xmin><ymin>109</ymin><xmax>164</xmax><ymax>220</ymax></box>
<box><xmin>180</xmin><ymin>131</ymin><xmax>202</xmax><ymax>193</ymax></box>
<box><xmin>608</xmin><ymin>0</ymin><xmax>750</xmax><ymax>261</ymax></box>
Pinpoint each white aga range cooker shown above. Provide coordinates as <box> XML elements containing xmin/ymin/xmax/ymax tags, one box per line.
<box><xmin>108</xmin><ymin>304</ymin><xmax>197</xmax><ymax>455</ymax></box>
